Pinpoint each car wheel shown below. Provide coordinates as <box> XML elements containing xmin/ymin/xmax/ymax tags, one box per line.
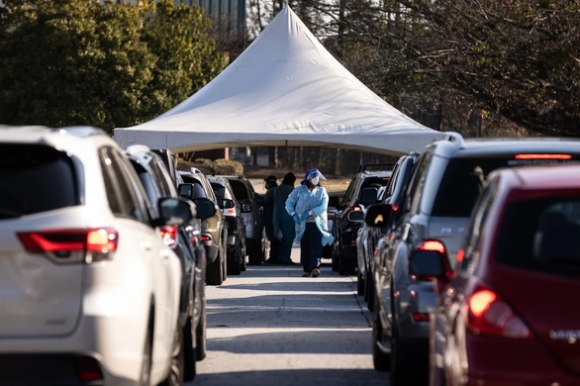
<box><xmin>357</xmin><ymin>271</ymin><xmax>365</xmax><ymax>296</ymax></box>
<box><xmin>227</xmin><ymin>247</ymin><xmax>242</xmax><ymax>275</ymax></box>
<box><xmin>366</xmin><ymin>273</ymin><xmax>375</xmax><ymax>312</ymax></box>
<box><xmin>159</xmin><ymin>322</ymin><xmax>184</xmax><ymax>386</ymax></box>
<box><xmin>206</xmin><ymin>255</ymin><xmax>223</xmax><ymax>285</ymax></box>
<box><xmin>372</xmin><ymin>304</ymin><xmax>390</xmax><ymax>372</ymax></box>
<box><xmin>338</xmin><ymin>256</ymin><xmax>354</xmax><ymax>276</ymax></box>
<box><xmin>331</xmin><ymin>247</ymin><xmax>339</xmax><ymax>272</ymax></box>
<box><xmin>248</xmin><ymin>239</ymin><xmax>262</xmax><ymax>265</ymax></box>
<box><xmin>195</xmin><ymin>302</ymin><xmax>207</xmax><ymax>361</ymax></box>
<box><xmin>221</xmin><ymin>231</ymin><xmax>228</xmax><ymax>281</ymax></box>
<box><xmin>241</xmin><ymin>245</ymin><xmax>247</xmax><ymax>271</ymax></box>
<box><xmin>183</xmin><ymin>318</ymin><xmax>196</xmax><ymax>382</ymax></box>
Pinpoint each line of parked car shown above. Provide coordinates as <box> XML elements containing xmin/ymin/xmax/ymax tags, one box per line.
<box><xmin>344</xmin><ymin>133</ymin><xmax>580</xmax><ymax>385</ymax></box>
<box><xmin>0</xmin><ymin>126</ymin><xmax>268</xmax><ymax>386</ymax></box>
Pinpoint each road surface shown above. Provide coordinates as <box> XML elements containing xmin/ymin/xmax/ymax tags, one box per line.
<box><xmin>190</xmin><ymin>246</ymin><xmax>387</xmax><ymax>386</ymax></box>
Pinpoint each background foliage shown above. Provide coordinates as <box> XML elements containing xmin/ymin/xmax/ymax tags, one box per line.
<box><xmin>0</xmin><ymin>0</ymin><xmax>226</xmax><ymax>132</ymax></box>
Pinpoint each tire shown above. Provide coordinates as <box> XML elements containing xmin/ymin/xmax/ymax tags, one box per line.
<box><xmin>139</xmin><ymin>317</ymin><xmax>153</xmax><ymax>386</ymax></box>
<box><xmin>366</xmin><ymin>273</ymin><xmax>375</xmax><ymax>312</ymax></box>
<box><xmin>357</xmin><ymin>271</ymin><xmax>365</xmax><ymax>296</ymax></box>
<box><xmin>195</xmin><ymin>302</ymin><xmax>207</xmax><ymax>361</ymax></box>
<box><xmin>159</xmin><ymin>322</ymin><xmax>184</xmax><ymax>386</ymax></box>
<box><xmin>248</xmin><ymin>239</ymin><xmax>262</xmax><ymax>265</ymax></box>
<box><xmin>241</xmin><ymin>248</ymin><xmax>247</xmax><ymax>272</ymax></box>
<box><xmin>331</xmin><ymin>247</ymin><xmax>339</xmax><ymax>272</ymax></box>
<box><xmin>372</xmin><ymin>306</ymin><xmax>390</xmax><ymax>372</ymax></box>
<box><xmin>206</xmin><ymin>255</ymin><xmax>223</xmax><ymax>286</ymax></box>
<box><xmin>183</xmin><ymin>318</ymin><xmax>196</xmax><ymax>382</ymax></box>
<box><xmin>227</xmin><ymin>248</ymin><xmax>242</xmax><ymax>275</ymax></box>
<box><xmin>338</xmin><ymin>256</ymin><xmax>354</xmax><ymax>276</ymax></box>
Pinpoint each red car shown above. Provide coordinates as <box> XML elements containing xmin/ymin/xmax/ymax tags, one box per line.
<box><xmin>408</xmin><ymin>164</ymin><xmax>580</xmax><ymax>386</ymax></box>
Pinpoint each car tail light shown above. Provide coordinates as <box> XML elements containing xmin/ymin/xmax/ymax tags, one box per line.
<box><xmin>514</xmin><ymin>153</ymin><xmax>572</xmax><ymax>160</ymax></box>
<box><xmin>416</xmin><ymin>240</ymin><xmax>446</xmax><ymax>254</ymax></box>
<box><xmin>74</xmin><ymin>356</ymin><xmax>103</xmax><ymax>382</ymax></box>
<box><xmin>327</xmin><ymin>213</ymin><xmax>334</xmax><ymax>220</ymax></box>
<box><xmin>351</xmin><ymin>239</ymin><xmax>357</xmax><ymax>245</ymax></box>
<box><xmin>17</xmin><ymin>228</ymin><xmax>118</xmax><ymax>263</ymax></box>
<box><xmin>456</xmin><ymin>248</ymin><xmax>465</xmax><ymax>264</ymax></box>
<box><xmin>462</xmin><ymin>286</ymin><xmax>532</xmax><ymax>339</ymax></box>
<box><xmin>412</xmin><ymin>313</ymin><xmax>430</xmax><ymax>322</ymax></box>
<box><xmin>391</xmin><ymin>203</ymin><xmax>399</xmax><ymax>212</ymax></box>
<box><xmin>158</xmin><ymin>225</ymin><xmax>178</xmax><ymax>248</ymax></box>
<box><xmin>200</xmin><ymin>234</ymin><xmax>212</xmax><ymax>243</ymax></box>
<box><xmin>225</xmin><ymin>207</ymin><xmax>237</xmax><ymax>216</ymax></box>
<box><xmin>350</xmin><ymin>204</ymin><xmax>362</xmax><ymax>212</ymax></box>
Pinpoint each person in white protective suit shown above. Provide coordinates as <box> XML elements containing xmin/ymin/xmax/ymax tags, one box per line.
<box><xmin>285</xmin><ymin>169</ymin><xmax>334</xmax><ymax>277</ymax></box>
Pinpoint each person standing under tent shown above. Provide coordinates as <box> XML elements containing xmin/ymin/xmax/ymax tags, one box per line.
<box><xmin>285</xmin><ymin>169</ymin><xmax>334</xmax><ymax>277</ymax></box>
<box><xmin>256</xmin><ymin>175</ymin><xmax>281</xmax><ymax>264</ymax></box>
<box><xmin>274</xmin><ymin>172</ymin><xmax>296</xmax><ymax>265</ymax></box>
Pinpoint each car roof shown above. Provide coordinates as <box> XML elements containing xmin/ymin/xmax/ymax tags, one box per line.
<box><xmin>497</xmin><ymin>164</ymin><xmax>580</xmax><ymax>191</ymax></box>
<box><xmin>432</xmin><ymin>137</ymin><xmax>580</xmax><ymax>159</ymax></box>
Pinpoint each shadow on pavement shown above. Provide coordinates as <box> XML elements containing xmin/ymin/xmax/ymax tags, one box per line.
<box><xmin>215</xmin><ymin>281</ymin><xmax>354</xmax><ymax>292</ymax></box>
<box><xmin>191</xmin><ymin>368</ymin><xmax>387</xmax><ymax>386</ymax></box>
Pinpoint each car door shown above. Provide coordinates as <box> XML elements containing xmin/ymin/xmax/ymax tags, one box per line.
<box><xmin>106</xmin><ymin>148</ymin><xmax>178</xmax><ymax>362</ymax></box>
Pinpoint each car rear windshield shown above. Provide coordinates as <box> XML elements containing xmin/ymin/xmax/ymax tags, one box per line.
<box><xmin>496</xmin><ymin>197</ymin><xmax>580</xmax><ymax>277</ymax></box>
<box><xmin>0</xmin><ymin>144</ymin><xmax>79</xmax><ymax>218</ymax></box>
<box><xmin>211</xmin><ymin>183</ymin><xmax>226</xmax><ymax>203</ymax></box>
<box><xmin>228</xmin><ymin>179</ymin><xmax>249</xmax><ymax>201</ymax></box>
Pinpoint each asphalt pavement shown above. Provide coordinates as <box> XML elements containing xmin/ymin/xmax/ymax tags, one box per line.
<box><xmin>189</xmin><ymin>246</ymin><xmax>387</xmax><ymax>386</ymax></box>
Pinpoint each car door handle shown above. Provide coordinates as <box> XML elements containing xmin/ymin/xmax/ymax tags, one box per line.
<box><xmin>141</xmin><ymin>241</ymin><xmax>152</xmax><ymax>251</ymax></box>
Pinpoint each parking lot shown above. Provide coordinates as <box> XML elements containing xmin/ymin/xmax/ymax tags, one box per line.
<box><xmin>191</xmin><ymin>246</ymin><xmax>386</xmax><ymax>386</ymax></box>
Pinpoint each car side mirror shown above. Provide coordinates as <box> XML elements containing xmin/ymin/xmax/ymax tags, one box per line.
<box><xmin>192</xmin><ymin>197</ymin><xmax>217</xmax><ymax>220</ymax></box>
<box><xmin>364</xmin><ymin>204</ymin><xmax>392</xmax><ymax>228</ymax></box>
<box><xmin>360</xmin><ymin>187</ymin><xmax>378</xmax><ymax>206</ymax></box>
<box><xmin>158</xmin><ymin>197</ymin><xmax>194</xmax><ymax>226</ymax></box>
<box><xmin>223</xmin><ymin>199</ymin><xmax>235</xmax><ymax>209</ymax></box>
<box><xmin>178</xmin><ymin>183</ymin><xmax>194</xmax><ymax>199</ymax></box>
<box><xmin>408</xmin><ymin>246</ymin><xmax>453</xmax><ymax>292</ymax></box>
<box><xmin>347</xmin><ymin>211</ymin><xmax>364</xmax><ymax>223</ymax></box>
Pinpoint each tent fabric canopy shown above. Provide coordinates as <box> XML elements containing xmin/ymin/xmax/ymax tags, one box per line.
<box><xmin>113</xmin><ymin>6</ymin><xmax>437</xmax><ymax>156</ymax></box>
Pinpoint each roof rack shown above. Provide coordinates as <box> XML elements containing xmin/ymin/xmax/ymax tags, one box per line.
<box><xmin>52</xmin><ymin>126</ymin><xmax>108</xmax><ymax>138</ymax></box>
<box><xmin>432</xmin><ymin>131</ymin><xmax>465</xmax><ymax>148</ymax></box>
<box><xmin>357</xmin><ymin>163</ymin><xmax>396</xmax><ymax>173</ymax></box>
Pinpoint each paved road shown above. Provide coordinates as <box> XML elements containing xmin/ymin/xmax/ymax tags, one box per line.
<box><xmin>189</xmin><ymin>247</ymin><xmax>387</xmax><ymax>386</ymax></box>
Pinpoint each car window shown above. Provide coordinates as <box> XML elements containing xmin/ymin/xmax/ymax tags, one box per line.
<box><xmin>0</xmin><ymin>144</ymin><xmax>79</xmax><ymax>218</ymax></box>
<box><xmin>149</xmin><ymin>159</ymin><xmax>173</xmax><ymax>197</ymax></box>
<box><xmin>359</xmin><ymin>176</ymin><xmax>391</xmax><ymax>197</ymax></box>
<box><xmin>386</xmin><ymin>162</ymin><xmax>402</xmax><ymax>197</ymax></box>
<box><xmin>408</xmin><ymin>152</ymin><xmax>432</xmax><ymax>214</ymax></box>
<box><xmin>496</xmin><ymin>196</ymin><xmax>580</xmax><ymax>277</ymax></box>
<box><xmin>229</xmin><ymin>179</ymin><xmax>249</xmax><ymax>201</ymax></box>
<box><xmin>458</xmin><ymin>183</ymin><xmax>495</xmax><ymax>274</ymax></box>
<box><xmin>211</xmin><ymin>183</ymin><xmax>226</xmax><ymax>203</ymax></box>
<box><xmin>344</xmin><ymin>177</ymin><xmax>358</xmax><ymax>203</ymax></box>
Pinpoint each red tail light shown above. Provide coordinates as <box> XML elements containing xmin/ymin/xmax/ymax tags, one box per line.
<box><xmin>515</xmin><ymin>153</ymin><xmax>572</xmax><ymax>160</ymax></box>
<box><xmin>456</xmin><ymin>248</ymin><xmax>465</xmax><ymax>264</ymax></box>
<box><xmin>74</xmin><ymin>356</ymin><xmax>103</xmax><ymax>382</ymax></box>
<box><xmin>412</xmin><ymin>313</ymin><xmax>430</xmax><ymax>322</ymax></box>
<box><xmin>18</xmin><ymin>228</ymin><xmax>118</xmax><ymax>262</ymax></box>
<box><xmin>158</xmin><ymin>225</ymin><xmax>178</xmax><ymax>247</ymax></box>
<box><xmin>327</xmin><ymin>213</ymin><xmax>335</xmax><ymax>220</ymax></box>
<box><xmin>200</xmin><ymin>234</ymin><xmax>212</xmax><ymax>243</ymax></box>
<box><xmin>417</xmin><ymin>240</ymin><xmax>446</xmax><ymax>254</ymax></box>
<box><xmin>225</xmin><ymin>208</ymin><xmax>237</xmax><ymax>215</ymax></box>
<box><xmin>462</xmin><ymin>286</ymin><xmax>531</xmax><ymax>339</ymax></box>
<box><xmin>391</xmin><ymin>203</ymin><xmax>399</xmax><ymax>212</ymax></box>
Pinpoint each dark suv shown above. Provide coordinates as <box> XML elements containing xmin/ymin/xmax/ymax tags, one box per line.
<box><xmin>222</xmin><ymin>176</ymin><xmax>266</xmax><ymax>265</ymax></box>
<box><xmin>208</xmin><ymin>176</ymin><xmax>247</xmax><ymax>275</ymax></box>
<box><xmin>365</xmin><ymin>134</ymin><xmax>580</xmax><ymax>385</ymax></box>
<box><xmin>332</xmin><ymin>164</ymin><xmax>393</xmax><ymax>275</ymax></box>
<box><xmin>356</xmin><ymin>153</ymin><xmax>419</xmax><ymax>310</ymax></box>
<box><xmin>179</xmin><ymin>170</ymin><xmax>228</xmax><ymax>286</ymax></box>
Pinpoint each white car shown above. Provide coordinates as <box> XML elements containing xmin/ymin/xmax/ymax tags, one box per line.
<box><xmin>0</xmin><ymin>126</ymin><xmax>187</xmax><ymax>385</ymax></box>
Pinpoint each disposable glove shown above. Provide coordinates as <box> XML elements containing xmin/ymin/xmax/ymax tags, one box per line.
<box><xmin>293</xmin><ymin>214</ymin><xmax>300</xmax><ymax>224</ymax></box>
<box><xmin>301</xmin><ymin>211</ymin><xmax>310</xmax><ymax>221</ymax></box>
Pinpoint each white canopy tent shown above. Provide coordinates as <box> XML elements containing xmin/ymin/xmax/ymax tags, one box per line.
<box><xmin>113</xmin><ymin>6</ymin><xmax>438</xmax><ymax>156</ymax></box>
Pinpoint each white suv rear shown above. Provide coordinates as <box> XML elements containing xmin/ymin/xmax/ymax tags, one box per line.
<box><xmin>0</xmin><ymin>126</ymin><xmax>183</xmax><ymax>385</ymax></box>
